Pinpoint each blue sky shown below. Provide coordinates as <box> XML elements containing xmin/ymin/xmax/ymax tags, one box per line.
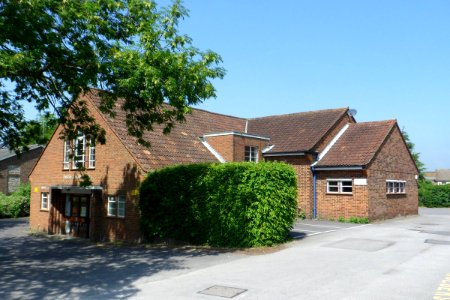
<box><xmin>19</xmin><ymin>1</ymin><xmax>450</xmax><ymax>170</ymax></box>
<box><xmin>173</xmin><ymin>0</ymin><xmax>450</xmax><ymax>171</ymax></box>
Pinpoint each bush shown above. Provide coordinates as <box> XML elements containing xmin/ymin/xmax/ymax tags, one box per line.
<box><xmin>419</xmin><ymin>181</ymin><xmax>450</xmax><ymax>207</ymax></box>
<box><xmin>139</xmin><ymin>162</ymin><xmax>297</xmax><ymax>247</ymax></box>
<box><xmin>0</xmin><ymin>184</ymin><xmax>31</xmax><ymax>218</ymax></box>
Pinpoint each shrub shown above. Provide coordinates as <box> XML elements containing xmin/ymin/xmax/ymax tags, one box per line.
<box><xmin>419</xmin><ymin>181</ymin><xmax>450</xmax><ymax>207</ymax></box>
<box><xmin>0</xmin><ymin>184</ymin><xmax>31</xmax><ymax>218</ymax></box>
<box><xmin>139</xmin><ymin>162</ymin><xmax>297</xmax><ymax>247</ymax></box>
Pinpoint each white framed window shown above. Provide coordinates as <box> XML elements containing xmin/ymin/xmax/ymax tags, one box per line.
<box><xmin>386</xmin><ymin>180</ymin><xmax>406</xmax><ymax>194</ymax></box>
<box><xmin>327</xmin><ymin>179</ymin><xmax>353</xmax><ymax>194</ymax></box>
<box><xmin>88</xmin><ymin>138</ymin><xmax>95</xmax><ymax>169</ymax></box>
<box><xmin>73</xmin><ymin>134</ymin><xmax>86</xmax><ymax>169</ymax></box>
<box><xmin>63</xmin><ymin>140</ymin><xmax>71</xmax><ymax>170</ymax></box>
<box><xmin>245</xmin><ymin>146</ymin><xmax>258</xmax><ymax>162</ymax></box>
<box><xmin>41</xmin><ymin>192</ymin><xmax>49</xmax><ymax>210</ymax></box>
<box><xmin>108</xmin><ymin>195</ymin><xmax>125</xmax><ymax>217</ymax></box>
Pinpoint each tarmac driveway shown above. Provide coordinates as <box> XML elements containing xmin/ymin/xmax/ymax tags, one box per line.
<box><xmin>0</xmin><ymin>218</ymin><xmax>244</xmax><ymax>300</ymax></box>
<box><xmin>1</xmin><ymin>209</ymin><xmax>450</xmax><ymax>299</ymax></box>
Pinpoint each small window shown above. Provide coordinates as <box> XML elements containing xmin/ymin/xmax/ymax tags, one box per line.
<box><xmin>386</xmin><ymin>180</ymin><xmax>406</xmax><ymax>194</ymax></box>
<box><xmin>41</xmin><ymin>192</ymin><xmax>49</xmax><ymax>210</ymax></box>
<box><xmin>327</xmin><ymin>179</ymin><xmax>353</xmax><ymax>194</ymax></box>
<box><xmin>88</xmin><ymin>138</ymin><xmax>95</xmax><ymax>169</ymax></box>
<box><xmin>108</xmin><ymin>195</ymin><xmax>125</xmax><ymax>217</ymax></box>
<box><xmin>245</xmin><ymin>146</ymin><xmax>258</xmax><ymax>162</ymax></box>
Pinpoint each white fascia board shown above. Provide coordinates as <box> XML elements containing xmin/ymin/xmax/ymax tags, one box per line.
<box><xmin>200</xmin><ymin>139</ymin><xmax>225</xmax><ymax>163</ymax></box>
<box><xmin>203</xmin><ymin>132</ymin><xmax>270</xmax><ymax>141</ymax></box>
<box><xmin>314</xmin><ymin>166</ymin><xmax>363</xmax><ymax>171</ymax></box>
<box><xmin>311</xmin><ymin>124</ymin><xmax>350</xmax><ymax>167</ymax></box>
<box><xmin>263</xmin><ymin>152</ymin><xmax>305</xmax><ymax>157</ymax></box>
<box><xmin>262</xmin><ymin>145</ymin><xmax>275</xmax><ymax>153</ymax></box>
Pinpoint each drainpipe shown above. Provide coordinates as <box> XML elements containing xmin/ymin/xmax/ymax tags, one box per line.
<box><xmin>311</xmin><ymin>166</ymin><xmax>317</xmax><ymax>219</ymax></box>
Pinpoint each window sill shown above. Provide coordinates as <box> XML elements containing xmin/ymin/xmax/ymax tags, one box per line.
<box><xmin>106</xmin><ymin>215</ymin><xmax>125</xmax><ymax>219</ymax></box>
<box><xmin>40</xmin><ymin>209</ymin><xmax>49</xmax><ymax>212</ymax></box>
<box><xmin>326</xmin><ymin>192</ymin><xmax>353</xmax><ymax>195</ymax></box>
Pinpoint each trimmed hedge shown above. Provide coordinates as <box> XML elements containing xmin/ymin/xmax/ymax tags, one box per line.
<box><xmin>139</xmin><ymin>162</ymin><xmax>297</xmax><ymax>247</ymax></box>
<box><xmin>419</xmin><ymin>181</ymin><xmax>450</xmax><ymax>207</ymax></box>
<box><xmin>0</xmin><ymin>184</ymin><xmax>31</xmax><ymax>218</ymax></box>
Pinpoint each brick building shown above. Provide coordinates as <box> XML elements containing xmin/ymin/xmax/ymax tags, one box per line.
<box><xmin>0</xmin><ymin>145</ymin><xmax>44</xmax><ymax>195</ymax></box>
<box><xmin>29</xmin><ymin>90</ymin><xmax>418</xmax><ymax>241</ymax></box>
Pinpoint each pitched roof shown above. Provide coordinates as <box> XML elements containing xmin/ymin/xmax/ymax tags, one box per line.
<box><xmin>247</xmin><ymin>108</ymin><xmax>349</xmax><ymax>153</ymax></box>
<box><xmin>0</xmin><ymin>145</ymin><xmax>44</xmax><ymax>162</ymax></box>
<box><xmin>435</xmin><ymin>169</ymin><xmax>450</xmax><ymax>181</ymax></box>
<box><xmin>315</xmin><ymin>120</ymin><xmax>396</xmax><ymax>167</ymax></box>
<box><xmin>86</xmin><ymin>91</ymin><xmax>247</xmax><ymax>171</ymax></box>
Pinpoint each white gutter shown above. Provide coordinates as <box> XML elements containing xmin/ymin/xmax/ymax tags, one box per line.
<box><xmin>313</xmin><ymin>166</ymin><xmax>363</xmax><ymax>171</ymax></box>
<box><xmin>264</xmin><ymin>152</ymin><xmax>305</xmax><ymax>157</ymax></box>
<box><xmin>311</xmin><ymin>124</ymin><xmax>349</xmax><ymax>167</ymax></box>
<box><xmin>200</xmin><ymin>138</ymin><xmax>226</xmax><ymax>163</ymax></box>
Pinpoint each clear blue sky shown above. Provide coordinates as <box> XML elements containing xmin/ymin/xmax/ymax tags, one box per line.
<box><xmin>19</xmin><ymin>1</ymin><xmax>449</xmax><ymax>171</ymax></box>
<box><xmin>175</xmin><ymin>0</ymin><xmax>450</xmax><ymax>171</ymax></box>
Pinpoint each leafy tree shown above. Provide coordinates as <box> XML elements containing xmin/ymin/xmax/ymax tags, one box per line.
<box><xmin>402</xmin><ymin>129</ymin><xmax>425</xmax><ymax>180</ymax></box>
<box><xmin>0</xmin><ymin>0</ymin><xmax>224</xmax><ymax>151</ymax></box>
<box><xmin>25</xmin><ymin>112</ymin><xmax>58</xmax><ymax>145</ymax></box>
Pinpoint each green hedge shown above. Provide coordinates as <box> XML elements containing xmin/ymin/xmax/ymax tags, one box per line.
<box><xmin>419</xmin><ymin>181</ymin><xmax>450</xmax><ymax>207</ymax></box>
<box><xmin>139</xmin><ymin>162</ymin><xmax>297</xmax><ymax>247</ymax></box>
<box><xmin>0</xmin><ymin>184</ymin><xmax>31</xmax><ymax>218</ymax></box>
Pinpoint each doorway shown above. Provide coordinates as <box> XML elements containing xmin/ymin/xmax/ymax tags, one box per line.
<box><xmin>64</xmin><ymin>194</ymin><xmax>90</xmax><ymax>238</ymax></box>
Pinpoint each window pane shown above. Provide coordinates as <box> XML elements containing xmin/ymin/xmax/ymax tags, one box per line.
<box><xmin>41</xmin><ymin>193</ymin><xmax>48</xmax><ymax>210</ymax></box>
<box><xmin>118</xmin><ymin>196</ymin><xmax>125</xmax><ymax>217</ymax></box>
<box><xmin>89</xmin><ymin>138</ymin><xmax>95</xmax><ymax>168</ymax></box>
<box><xmin>328</xmin><ymin>186</ymin><xmax>339</xmax><ymax>192</ymax></box>
<box><xmin>342</xmin><ymin>186</ymin><xmax>353</xmax><ymax>193</ymax></box>
<box><xmin>342</xmin><ymin>181</ymin><xmax>352</xmax><ymax>187</ymax></box>
<box><xmin>108</xmin><ymin>196</ymin><xmax>117</xmax><ymax>216</ymax></box>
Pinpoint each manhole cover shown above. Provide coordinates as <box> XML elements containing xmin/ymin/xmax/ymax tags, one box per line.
<box><xmin>198</xmin><ymin>285</ymin><xmax>247</xmax><ymax>298</ymax></box>
<box><xmin>323</xmin><ymin>238</ymin><xmax>394</xmax><ymax>252</ymax></box>
<box><xmin>421</xmin><ymin>230</ymin><xmax>450</xmax><ymax>236</ymax></box>
<box><xmin>425</xmin><ymin>239</ymin><xmax>450</xmax><ymax>245</ymax></box>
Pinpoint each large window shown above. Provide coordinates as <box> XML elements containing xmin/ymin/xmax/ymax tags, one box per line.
<box><xmin>108</xmin><ymin>195</ymin><xmax>125</xmax><ymax>217</ymax></box>
<box><xmin>63</xmin><ymin>134</ymin><xmax>95</xmax><ymax>170</ymax></box>
<box><xmin>245</xmin><ymin>146</ymin><xmax>258</xmax><ymax>162</ymax></box>
<box><xmin>327</xmin><ymin>179</ymin><xmax>353</xmax><ymax>194</ymax></box>
<box><xmin>386</xmin><ymin>180</ymin><xmax>406</xmax><ymax>194</ymax></box>
<box><xmin>41</xmin><ymin>192</ymin><xmax>49</xmax><ymax>210</ymax></box>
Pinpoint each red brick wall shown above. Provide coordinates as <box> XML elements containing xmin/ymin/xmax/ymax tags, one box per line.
<box><xmin>315</xmin><ymin>170</ymin><xmax>369</xmax><ymax>220</ymax></box>
<box><xmin>206</xmin><ymin>134</ymin><xmax>269</xmax><ymax>162</ymax></box>
<box><xmin>0</xmin><ymin>147</ymin><xmax>43</xmax><ymax>194</ymax></box>
<box><xmin>205</xmin><ymin>135</ymin><xmax>234</xmax><ymax>162</ymax></box>
<box><xmin>265</xmin><ymin>155</ymin><xmax>315</xmax><ymax>217</ymax></box>
<box><xmin>29</xmin><ymin>97</ymin><xmax>144</xmax><ymax>242</ymax></box>
<box><xmin>367</xmin><ymin>126</ymin><xmax>418</xmax><ymax>220</ymax></box>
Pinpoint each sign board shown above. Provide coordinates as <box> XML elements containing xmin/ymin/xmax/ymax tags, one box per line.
<box><xmin>354</xmin><ymin>178</ymin><xmax>368</xmax><ymax>186</ymax></box>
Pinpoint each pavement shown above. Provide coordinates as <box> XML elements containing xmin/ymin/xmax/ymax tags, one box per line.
<box><xmin>1</xmin><ymin>208</ymin><xmax>450</xmax><ymax>299</ymax></box>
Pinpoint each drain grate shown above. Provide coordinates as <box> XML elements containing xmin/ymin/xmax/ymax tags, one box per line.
<box><xmin>323</xmin><ymin>238</ymin><xmax>394</xmax><ymax>252</ymax></box>
<box><xmin>425</xmin><ymin>239</ymin><xmax>450</xmax><ymax>245</ymax></box>
<box><xmin>421</xmin><ymin>230</ymin><xmax>450</xmax><ymax>236</ymax></box>
<box><xmin>198</xmin><ymin>285</ymin><xmax>247</xmax><ymax>298</ymax></box>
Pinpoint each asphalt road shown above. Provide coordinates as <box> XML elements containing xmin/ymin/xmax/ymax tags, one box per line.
<box><xmin>1</xmin><ymin>208</ymin><xmax>450</xmax><ymax>299</ymax></box>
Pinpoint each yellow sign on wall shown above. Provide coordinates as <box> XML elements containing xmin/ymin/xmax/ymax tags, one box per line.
<box><xmin>33</xmin><ymin>187</ymin><xmax>39</xmax><ymax>193</ymax></box>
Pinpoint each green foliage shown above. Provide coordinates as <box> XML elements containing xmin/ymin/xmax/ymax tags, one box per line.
<box><xmin>419</xmin><ymin>180</ymin><xmax>450</xmax><ymax>207</ymax></box>
<box><xmin>0</xmin><ymin>0</ymin><xmax>224</xmax><ymax>151</ymax></box>
<box><xmin>401</xmin><ymin>129</ymin><xmax>425</xmax><ymax>180</ymax></box>
<box><xmin>139</xmin><ymin>162</ymin><xmax>298</xmax><ymax>247</ymax></box>
<box><xmin>0</xmin><ymin>184</ymin><xmax>31</xmax><ymax>218</ymax></box>
<box><xmin>338</xmin><ymin>216</ymin><xmax>369</xmax><ymax>224</ymax></box>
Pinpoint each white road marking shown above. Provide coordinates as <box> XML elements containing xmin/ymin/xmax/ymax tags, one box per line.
<box><xmin>294</xmin><ymin>229</ymin><xmax>318</xmax><ymax>233</ymax></box>
<box><xmin>307</xmin><ymin>229</ymin><xmax>338</xmax><ymax>236</ymax></box>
